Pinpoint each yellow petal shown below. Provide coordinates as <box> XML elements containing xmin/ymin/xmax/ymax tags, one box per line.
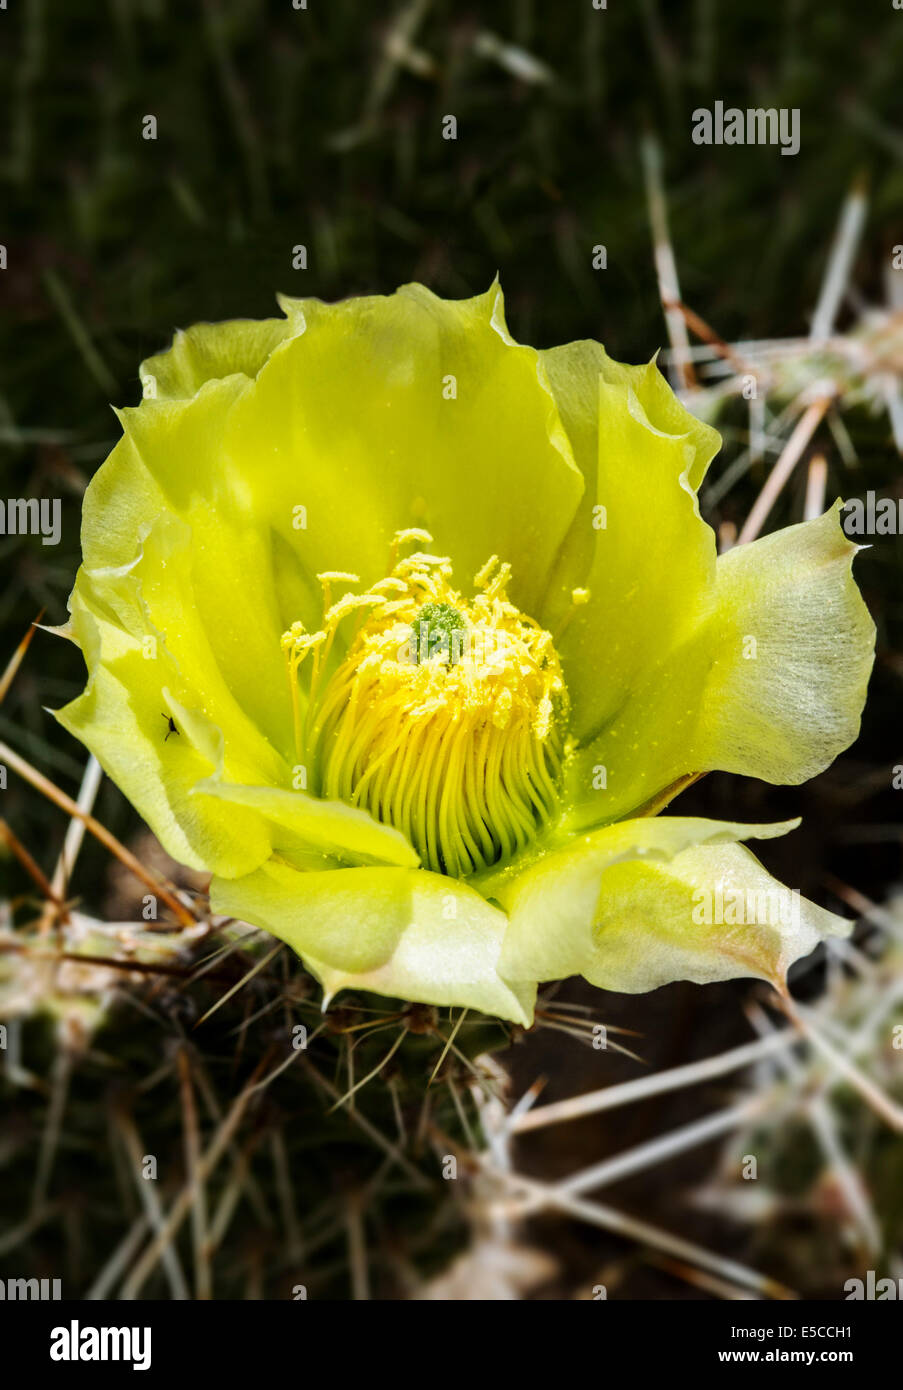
<box><xmin>211</xmin><ymin>861</ymin><xmax>535</xmax><ymax>1024</ymax></box>
<box><xmin>496</xmin><ymin>816</ymin><xmax>848</xmax><ymax>992</ymax></box>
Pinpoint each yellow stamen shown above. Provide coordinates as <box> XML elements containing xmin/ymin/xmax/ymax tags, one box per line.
<box><xmin>281</xmin><ymin>622</ymin><xmax>326</xmax><ymax>760</ymax></box>
<box><xmin>283</xmin><ymin>531</ymin><xmax>570</xmax><ymax>876</ymax></box>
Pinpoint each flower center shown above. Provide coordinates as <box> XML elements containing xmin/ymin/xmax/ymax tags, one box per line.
<box><xmin>281</xmin><ymin>531</ymin><xmax>569</xmax><ymax>876</ymax></box>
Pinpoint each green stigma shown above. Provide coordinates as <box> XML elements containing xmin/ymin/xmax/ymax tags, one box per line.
<box><xmin>412</xmin><ymin>601</ymin><xmax>468</xmax><ymax>666</ymax></box>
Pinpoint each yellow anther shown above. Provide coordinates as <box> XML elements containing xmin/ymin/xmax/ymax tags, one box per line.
<box><xmin>474</xmin><ymin>555</ymin><xmax>499</xmax><ymax>589</ymax></box>
<box><xmin>483</xmin><ymin>561</ymin><xmax>512</xmax><ymax>601</ymax></box>
<box><xmin>390</xmin><ymin>527</ymin><xmax>435</xmax><ymax>568</ymax></box>
<box><xmin>285</xmin><ymin>547</ymin><xmax>569</xmax><ymax>875</ymax></box>
<box><xmin>393</xmin><ymin>527</ymin><xmax>434</xmax><ymax>548</ymax></box>
<box><xmin>370</xmin><ymin>577</ymin><xmax>409</xmax><ymax>595</ymax></box>
<box><xmin>393</xmin><ymin>552</ymin><xmax>452</xmax><ymax>576</ymax></box>
<box><xmin>322</xmin><ymin>592</ymin><xmax>385</xmax><ymax>626</ymax></box>
<box><xmin>534</xmin><ymin>694</ymin><xmax>553</xmax><ymax>740</ymax></box>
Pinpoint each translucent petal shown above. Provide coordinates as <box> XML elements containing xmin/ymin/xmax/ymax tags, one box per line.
<box><xmin>538</xmin><ymin>349</ymin><xmax>720</xmax><ymax>742</ymax></box>
<box><xmin>227</xmin><ymin>281</ymin><xmax>584</xmax><ymax>617</ymax></box>
<box><xmin>211</xmin><ymin>861</ymin><xmax>536</xmax><ymax>1024</ymax></box>
<box><xmin>563</xmin><ymin>505</ymin><xmax>875</xmax><ymax>829</ymax></box>
<box><xmin>138</xmin><ymin>309</ymin><xmax>305</xmax><ymax>401</ymax></box>
<box><xmin>496</xmin><ymin>815</ymin><xmax>848</xmax><ymax>991</ymax></box>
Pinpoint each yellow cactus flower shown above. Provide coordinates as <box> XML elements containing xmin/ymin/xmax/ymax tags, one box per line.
<box><xmin>56</xmin><ymin>284</ymin><xmax>875</xmax><ymax>1025</ymax></box>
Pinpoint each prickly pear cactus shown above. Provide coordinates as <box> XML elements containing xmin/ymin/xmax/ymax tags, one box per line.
<box><xmin>0</xmin><ymin>910</ymin><xmax>514</xmax><ymax>1300</ymax></box>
